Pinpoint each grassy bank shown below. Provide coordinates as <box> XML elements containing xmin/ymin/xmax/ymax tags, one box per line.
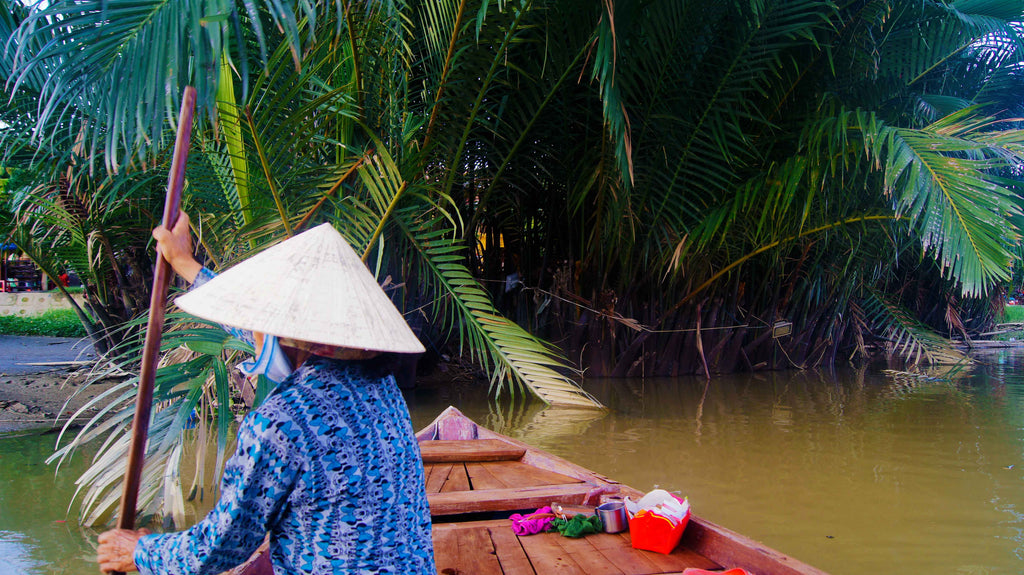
<box><xmin>999</xmin><ymin>305</ymin><xmax>1024</xmax><ymax>324</ymax></box>
<box><xmin>990</xmin><ymin>305</ymin><xmax>1024</xmax><ymax>341</ymax></box>
<box><xmin>0</xmin><ymin>308</ymin><xmax>87</xmax><ymax>337</ymax></box>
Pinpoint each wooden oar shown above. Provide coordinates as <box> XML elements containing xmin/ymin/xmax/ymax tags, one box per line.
<box><xmin>112</xmin><ymin>86</ymin><xmax>196</xmax><ymax>571</ymax></box>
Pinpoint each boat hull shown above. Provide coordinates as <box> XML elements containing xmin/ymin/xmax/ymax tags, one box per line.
<box><xmin>225</xmin><ymin>405</ymin><xmax>827</xmax><ymax>574</ymax></box>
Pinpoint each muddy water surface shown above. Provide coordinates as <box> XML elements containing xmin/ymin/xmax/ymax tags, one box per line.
<box><xmin>4</xmin><ymin>352</ymin><xmax>1024</xmax><ymax>574</ymax></box>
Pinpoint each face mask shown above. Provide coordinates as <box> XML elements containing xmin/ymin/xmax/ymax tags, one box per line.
<box><xmin>238</xmin><ymin>333</ymin><xmax>293</xmax><ymax>384</ymax></box>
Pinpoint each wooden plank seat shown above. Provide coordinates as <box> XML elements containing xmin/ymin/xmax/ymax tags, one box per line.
<box><xmin>432</xmin><ymin>519</ymin><xmax>722</xmax><ymax>575</ymax></box>
<box><xmin>428</xmin><ymin>483</ymin><xmax>598</xmax><ymax>516</ymax></box>
<box><xmin>420</xmin><ymin>439</ymin><xmax>527</xmax><ymax>463</ymax></box>
<box><xmin>423</xmin><ymin>444</ymin><xmax>590</xmax><ymax>516</ymax></box>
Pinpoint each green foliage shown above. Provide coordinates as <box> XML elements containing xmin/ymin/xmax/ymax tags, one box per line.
<box><xmin>587</xmin><ymin>0</ymin><xmax>1024</xmax><ymax>371</ymax></box>
<box><xmin>48</xmin><ymin>316</ymin><xmax>250</xmax><ymax>527</ymax></box>
<box><xmin>3</xmin><ymin>0</ymin><xmax>358</xmax><ymax>172</ymax></box>
<box><xmin>861</xmin><ymin>289</ymin><xmax>967</xmax><ymax>365</ymax></box>
<box><xmin>998</xmin><ymin>305</ymin><xmax>1024</xmax><ymax>324</ymax></box>
<box><xmin>3</xmin><ymin>0</ymin><xmax>607</xmax><ymax>527</ymax></box>
<box><xmin>6</xmin><ymin>0</ymin><xmax>1024</xmax><ymax>526</ymax></box>
<box><xmin>0</xmin><ymin>308</ymin><xmax>88</xmax><ymax>337</ymax></box>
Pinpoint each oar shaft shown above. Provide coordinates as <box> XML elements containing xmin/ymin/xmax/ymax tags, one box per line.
<box><xmin>116</xmin><ymin>87</ymin><xmax>196</xmax><ymax>535</ymax></box>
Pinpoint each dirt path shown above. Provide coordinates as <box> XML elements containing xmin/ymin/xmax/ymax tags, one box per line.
<box><xmin>0</xmin><ymin>335</ymin><xmax>125</xmax><ymax>434</ymax></box>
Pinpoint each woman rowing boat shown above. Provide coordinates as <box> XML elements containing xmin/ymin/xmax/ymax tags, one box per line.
<box><xmin>97</xmin><ymin>213</ymin><xmax>435</xmax><ymax>574</ymax></box>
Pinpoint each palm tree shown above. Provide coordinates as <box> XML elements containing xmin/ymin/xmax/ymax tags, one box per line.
<box><xmin>3</xmin><ymin>0</ymin><xmax>604</xmax><ymax>525</ymax></box>
<box><xmin>7</xmin><ymin>0</ymin><xmax>1024</xmax><ymax>527</ymax></box>
<box><xmin>9</xmin><ymin>0</ymin><xmax>602</xmax><ymax>400</ymax></box>
<box><xmin>0</xmin><ymin>4</ymin><xmax>175</xmax><ymax>354</ymax></box>
<box><xmin>534</xmin><ymin>0</ymin><xmax>1024</xmax><ymax>375</ymax></box>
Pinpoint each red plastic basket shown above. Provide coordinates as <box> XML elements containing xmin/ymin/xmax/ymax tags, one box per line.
<box><xmin>628</xmin><ymin>498</ymin><xmax>691</xmax><ymax>554</ymax></box>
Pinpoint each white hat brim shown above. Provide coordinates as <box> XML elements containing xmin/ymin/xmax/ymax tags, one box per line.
<box><xmin>175</xmin><ymin>223</ymin><xmax>426</xmax><ymax>354</ymax></box>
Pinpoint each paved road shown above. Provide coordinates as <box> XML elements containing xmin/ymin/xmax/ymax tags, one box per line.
<box><xmin>0</xmin><ymin>335</ymin><xmax>97</xmax><ymax>376</ymax></box>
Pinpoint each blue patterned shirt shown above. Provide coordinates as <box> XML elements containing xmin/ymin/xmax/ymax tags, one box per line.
<box><xmin>134</xmin><ymin>271</ymin><xmax>435</xmax><ymax>574</ymax></box>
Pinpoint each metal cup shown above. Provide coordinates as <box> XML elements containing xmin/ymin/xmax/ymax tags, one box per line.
<box><xmin>595</xmin><ymin>500</ymin><xmax>628</xmax><ymax>533</ymax></box>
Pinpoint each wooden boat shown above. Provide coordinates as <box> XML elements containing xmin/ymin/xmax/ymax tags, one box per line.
<box><xmin>232</xmin><ymin>406</ymin><xmax>827</xmax><ymax>574</ymax></box>
<box><xmin>418</xmin><ymin>406</ymin><xmax>827</xmax><ymax>575</ymax></box>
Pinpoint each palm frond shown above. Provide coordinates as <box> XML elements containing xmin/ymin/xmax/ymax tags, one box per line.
<box><xmin>398</xmin><ymin>206</ymin><xmax>603</xmax><ymax>408</ymax></box>
<box><xmin>347</xmin><ymin>140</ymin><xmax>603</xmax><ymax>408</ymax></box>
<box><xmin>4</xmin><ymin>0</ymin><xmax>371</xmax><ymax>171</ymax></box>
<box><xmin>649</xmin><ymin>0</ymin><xmax>836</xmax><ymax>220</ymax></box>
<box><xmin>873</xmin><ymin>109</ymin><xmax>1024</xmax><ymax>296</ymax></box>
<box><xmin>861</xmin><ymin>288</ymin><xmax>968</xmax><ymax>365</ymax></box>
<box><xmin>48</xmin><ymin>316</ymin><xmax>251</xmax><ymax>526</ymax></box>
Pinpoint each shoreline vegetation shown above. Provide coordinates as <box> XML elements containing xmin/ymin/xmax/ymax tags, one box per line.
<box><xmin>4</xmin><ymin>1</ymin><xmax>1024</xmax><ymax>399</ymax></box>
<box><xmin>1</xmin><ymin>303</ymin><xmax>1023</xmax><ymax>437</ymax></box>
<box><xmin>5</xmin><ymin>302</ymin><xmax>1023</xmax><ymax>355</ymax></box>
<box><xmin>0</xmin><ymin>308</ymin><xmax>87</xmax><ymax>338</ymax></box>
<box><xmin>4</xmin><ymin>0</ymin><xmax>1024</xmax><ymax>544</ymax></box>
<box><xmin>984</xmin><ymin>305</ymin><xmax>1024</xmax><ymax>342</ymax></box>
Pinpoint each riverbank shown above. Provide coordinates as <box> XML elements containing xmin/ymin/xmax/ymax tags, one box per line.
<box><xmin>0</xmin><ymin>335</ymin><xmax>122</xmax><ymax>434</ymax></box>
<box><xmin>0</xmin><ymin>335</ymin><xmax>476</xmax><ymax>435</ymax></box>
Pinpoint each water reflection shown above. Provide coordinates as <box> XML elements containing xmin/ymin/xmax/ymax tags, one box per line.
<box><xmin>0</xmin><ymin>531</ymin><xmax>45</xmax><ymax>574</ymax></box>
<box><xmin>7</xmin><ymin>355</ymin><xmax>1024</xmax><ymax>573</ymax></box>
<box><xmin>0</xmin><ymin>432</ymin><xmax>96</xmax><ymax>575</ymax></box>
<box><xmin>410</xmin><ymin>358</ymin><xmax>1024</xmax><ymax>574</ymax></box>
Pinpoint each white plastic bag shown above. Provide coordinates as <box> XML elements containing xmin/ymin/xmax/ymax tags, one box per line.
<box><xmin>624</xmin><ymin>489</ymin><xmax>690</xmax><ymax>525</ymax></box>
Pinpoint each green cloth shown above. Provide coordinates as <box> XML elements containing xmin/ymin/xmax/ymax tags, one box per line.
<box><xmin>551</xmin><ymin>514</ymin><xmax>603</xmax><ymax>538</ymax></box>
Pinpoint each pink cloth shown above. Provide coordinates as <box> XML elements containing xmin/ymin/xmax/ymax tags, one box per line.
<box><xmin>679</xmin><ymin>564</ymin><xmax>753</xmax><ymax>568</ymax></box>
<box><xmin>510</xmin><ymin>506</ymin><xmax>555</xmax><ymax>535</ymax></box>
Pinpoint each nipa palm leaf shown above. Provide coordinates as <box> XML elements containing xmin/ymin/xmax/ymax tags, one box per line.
<box><xmin>398</xmin><ymin>207</ymin><xmax>603</xmax><ymax>408</ymax></box>
<box><xmin>48</xmin><ymin>316</ymin><xmax>251</xmax><ymax>526</ymax></box>
<box><xmin>347</xmin><ymin>141</ymin><xmax>604</xmax><ymax>408</ymax></box>
<box><xmin>861</xmin><ymin>288</ymin><xmax>968</xmax><ymax>366</ymax></box>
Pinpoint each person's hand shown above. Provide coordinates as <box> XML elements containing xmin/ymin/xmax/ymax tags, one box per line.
<box><xmin>152</xmin><ymin>210</ymin><xmax>202</xmax><ymax>283</ymax></box>
<box><xmin>97</xmin><ymin>528</ymin><xmax>151</xmax><ymax>573</ymax></box>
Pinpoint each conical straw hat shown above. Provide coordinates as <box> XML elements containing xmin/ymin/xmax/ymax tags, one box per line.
<box><xmin>175</xmin><ymin>223</ymin><xmax>425</xmax><ymax>354</ymax></box>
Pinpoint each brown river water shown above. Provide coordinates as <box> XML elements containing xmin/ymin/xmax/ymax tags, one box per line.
<box><xmin>3</xmin><ymin>351</ymin><xmax>1024</xmax><ymax>574</ymax></box>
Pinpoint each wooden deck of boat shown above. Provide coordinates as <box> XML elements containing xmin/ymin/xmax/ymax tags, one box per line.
<box><xmin>433</xmin><ymin>519</ymin><xmax>722</xmax><ymax>575</ymax></box>
<box><xmin>421</xmin><ymin>437</ymin><xmax>723</xmax><ymax>574</ymax></box>
<box><xmin>229</xmin><ymin>407</ymin><xmax>825</xmax><ymax>575</ymax></box>
<box><xmin>423</xmin><ymin>439</ymin><xmax>602</xmax><ymax>516</ymax></box>
<box><xmin>417</xmin><ymin>407</ymin><xmax>828</xmax><ymax>575</ymax></box>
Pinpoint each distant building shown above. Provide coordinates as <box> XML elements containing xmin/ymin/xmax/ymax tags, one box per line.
<box><xmin>1</xmin><ymin>245</ymin><xmax>42</xmax><ymax>292</ymax></box>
